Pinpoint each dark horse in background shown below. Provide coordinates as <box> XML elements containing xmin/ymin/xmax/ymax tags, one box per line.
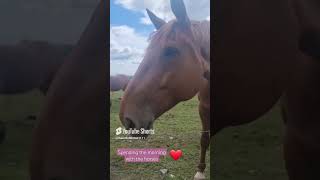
<box><xmin>120</xmin><ymin>0</ymin><xmax>210</xmax><ymax>179</ymax></box>
<box><xmin>30</xmin><ymin>0</ymin><xmax>107</xmax><ymax>179</ymax></box>
<box><xmin>214</xmin><ymin>0</ymin><xmax>320</xmax><ymax>180</ymax></box>
<box><xmin>0</xmin><ymin>40</ymin><xmax>73</xmax><ymax>95</ymax></box>
<box><xmin>110</xmin><ymin>74</ymin><xmax>131</xmax><ymax>107</ymax></box>
<box><xmin>110</xmin><ymin>74</ymin><xmax>131</xmax><ymax>92</ymax></box>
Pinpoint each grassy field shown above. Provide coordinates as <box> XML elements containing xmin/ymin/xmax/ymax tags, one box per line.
<box><xmin>110</xmin><ymin>91</ymin><xmax>211</xmax><ymax>180</ymax></box>
<box><xmin>0</xmin><ymin>91</ymin><xmax>44</xmax><ymax>180</ymax></box>
<box><xmin>213</xmin><ymin>104</ymin><xmax>288</xmax><ymax>180</ymax></box>
<box><xmin>0</xmin><ymin>90</ymin><xmax>287</xmax><ymax>180</ymax></box>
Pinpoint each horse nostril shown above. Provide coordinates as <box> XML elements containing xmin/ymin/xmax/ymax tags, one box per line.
<box><xmin>125</xmin><ymin>117</ymin><xmax>135</xmax><ymax>129</ymax></box>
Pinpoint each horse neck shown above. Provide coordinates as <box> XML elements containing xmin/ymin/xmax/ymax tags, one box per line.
<box><xmin>70</xmin><ymin>0</ymin><xmax>106</xmax><ymax>60</ymax></box>
<box><xmin>43</xmin><ymin>0</ymin><xmax>107</xmax><ymax>107</ymax></box>
<box><xmin>190</xmin><ymin>21</ymin><xmax>211</xmax><ymax>100</ymax></box>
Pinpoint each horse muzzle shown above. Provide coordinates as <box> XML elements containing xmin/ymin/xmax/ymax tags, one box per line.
<box><xmin>123</xmin><ymin>116</ymin><xmax>154</xmax><ymax>139</ymax></box>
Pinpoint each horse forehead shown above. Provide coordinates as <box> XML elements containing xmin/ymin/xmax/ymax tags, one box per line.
<box><xmin>150</xmin><ymin>21</ymin><xmax>189</xmax><ymax>44</ymax></box>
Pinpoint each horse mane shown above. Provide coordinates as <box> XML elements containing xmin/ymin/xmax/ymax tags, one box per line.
<box><xmin>191</xmin><ymin>21</ymin><xmax>210</xmax><ymax>62</ymax></box>
<box><xmin>148</xmin><ymin>20</ymin><xmax>210</xmax><ymax>62</ymax></box>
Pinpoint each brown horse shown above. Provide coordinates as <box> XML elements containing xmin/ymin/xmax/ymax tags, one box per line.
<box><xmin>119</xmin><ymin>0</ymin><xmax>210</xmax><ymax>179</ymax></box>
<box><xmin>212</xmin><ymin>0</ymin><xmax>298</xmax><ymax>133</ymax></box>
<box><xmin>214</xmin><ymin>0</ymin><xmax>320</xmax><ymax>180</ymax></box>
<box><xmin>0</xmin><ymin>40</ymin><xmax>73</xmax><ymax>95</ymax></box>
<box><xmin>110</xmin><ymin>74</ymin><xmax>131</xmax><ymax>91</ymax></box>
<box><xmin>281</xmin><ymin>0</ymin><xmax>320</xmax><ymax>179</ymax></box>
<box><xmin>29</xmin><ymin>0</ymin><xmax>107</xmax><ymax>179</ymax></box>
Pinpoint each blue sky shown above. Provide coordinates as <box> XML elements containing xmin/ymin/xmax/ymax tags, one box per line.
<box><xmin>110</xmin><ymin>1</ymin><xmax>153</xmax><ymax>36</ymax></box>
<box><xmin>110</xmin><ymin>0</ymin><xmax>152</xmax><ymax>75</ymax></box>
<box><xmin>110</xmin><ymin>0</ymin><xmax>210</xmax><ymax>76</ymax></box>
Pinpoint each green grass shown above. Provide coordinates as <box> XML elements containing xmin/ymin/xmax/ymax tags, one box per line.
<box><xmin>0</xmin><ymin>90</ymin><xmax>288</xmax><ymax>180</ymax></box>
<box><xmin>213</xmin><ymin>104</ymin><xmax>288</xmax><ymax>180</ymax></box>
<box><xmin>110</xmin><ymin>91</ymin><xmax>211</xmax><ymax>180</ymax></box>
<box><xmin>0</xmin><ymin>91</ymin><xmax>44</xmax><ymax>180</ymax></box>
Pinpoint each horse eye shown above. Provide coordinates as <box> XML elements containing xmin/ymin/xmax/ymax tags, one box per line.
<box><xmin>163</xmin><ymin>47</ymin><xmax>179</xmax><ymax>58</ymax></box>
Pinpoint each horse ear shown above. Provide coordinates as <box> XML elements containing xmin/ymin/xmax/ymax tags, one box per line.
<box><xmin>170</xmin><ymin>0</ymin><xmax>190</xmax><ymax>27</ymax></box>
<box><xmin>146</xmin><ymin>9</ymin><xmax>166</xmax><ymax>30</ymax></box>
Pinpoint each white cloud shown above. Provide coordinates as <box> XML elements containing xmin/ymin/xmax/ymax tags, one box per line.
<box><xmin>115</xmin><ymin>0</ymin><xmax>210</xmax><ymax>25</ymax></box>
<box><xmin>110</xmin><ymin>25</ymin><xmax>148</xmax><ymax>75</ymax></box>
<box><xmin>110</xmin><ymin>25</ymin><xmax>148</xmax><ymax>63</ymax></box>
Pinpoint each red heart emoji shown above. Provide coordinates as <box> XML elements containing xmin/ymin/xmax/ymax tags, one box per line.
<box><xmin>170</xmin><ymin>149</ymin><xmax>182</xmax><ymax>160</ymax></box>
